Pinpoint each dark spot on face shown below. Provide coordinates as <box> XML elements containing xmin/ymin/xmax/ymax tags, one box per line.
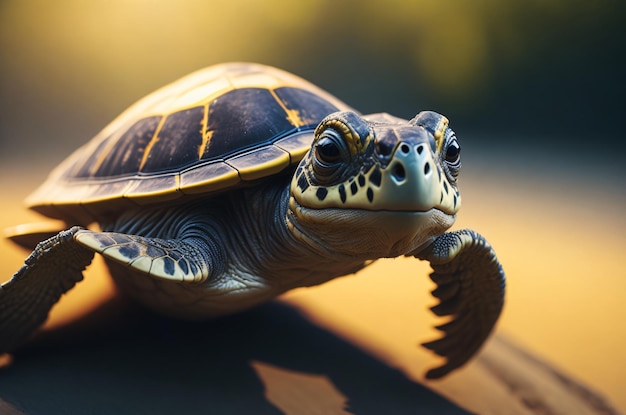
<box><xmin>444</xmin><ymin>181</ymin><xmax>449</xmax><ymax>194</ymax></box>
<box><xmin>440</xmin><ymin>193</ymin><xmax>444</xmax><ymax>203</ymax></box>
<box><xmin>297</xmin><ymin>174</ymin><xmax>309</xmax><ymax>192</ymax></box>
<box><xmin>316</xmin><ymin>187</ymin><xmax>328</xmax><ymax>201</ymax></box>
<box><xmin>392</xmin><ymin>163</ymin><xmax>405</xmax><ymax>182</ymax></box>
<box><xmin>417</xmin><ymin>145</ymin><xmax>424</xmax><ymax>155</ymax></box>
<box><xmin>358</xmin><ymin>174</ymin><xmax>366</xmax><ymax>187</ymax></box>
<box><xmin>162</xmin><ymin>256</ymin><xmax>176</xmax><ymax>276</ymax></box>
<box><xmin>424</xmin><ymin>162</ymin><xmax>430</xmax><ymax>175</ymax></box>
<box><xmin>350</xmin><ymin>181</ymin><xmax>358</xmax><ymax>195</ymax></box>
<box><xmin>437</xmin><ymin>167</ymin><xmax>442</xmax><ymax>182</ymax></box>
<box><xmin>453</xmin><ymin>194</ymin><xmax>457</xmax><ymax>209</ymax></box>
<box><xmin>338</xmin><ymin>184</ymin><xmax>347</xmax><ymax>203</ymax></box>
<box><xmin>118</xmin><ymin>243</ymin><xmax>140</xmax><ymax>259</ymax></box>
<box><xmin>367</xmin><ymin>187</ymin><xmax>374</xmax><ymax>203</ymax></box>
<box><xmin>370</xmin><ymin>167</ymin><xmax>382</xmax><ymax>187</ymax></box>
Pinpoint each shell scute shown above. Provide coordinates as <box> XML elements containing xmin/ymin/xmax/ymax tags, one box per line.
<box><xmin>226</xmin><ymin>145</ymin><xmax>291</xmax><ymax>181</ymax></box>
<box><xmin>110</xmin><ymin>116</ymin><xmax>162</xmax><ymax>176</ymax></box>
<box><xmin>201</xmin><ymin>88</ymin><xmax>293</xmax><ymax>160</ymax></box>
<box><xmin>179</xmin><ymin>162</ymin><xmax>240</xmax><ymax>195</ymax></box>
<box><xmin>124</xmin><ymin>175</ymin><xmax>181</xmax><ymax>205</ymax></box>
<box><xmin>141</xmin><ymin>106</ymin><xmax>205</xmax><ymax>173</ymax></box>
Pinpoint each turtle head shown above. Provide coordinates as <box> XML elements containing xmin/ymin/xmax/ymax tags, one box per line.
<box><xmin>288</xmin><ymin>110</ymin><xmax>462</xmax><ymax>257</ymax></box>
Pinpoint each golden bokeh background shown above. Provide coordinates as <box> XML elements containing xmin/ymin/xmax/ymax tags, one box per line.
<box><xmin>1</xmin><ymin>1</ymin><xmax>624</xmax><ymax>413</ymax></box>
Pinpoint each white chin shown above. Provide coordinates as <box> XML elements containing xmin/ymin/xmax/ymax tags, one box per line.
<box><xmin>289</xmin><ymin>199</ymin><xmax>455</xmax><ymax>258</ymax></box>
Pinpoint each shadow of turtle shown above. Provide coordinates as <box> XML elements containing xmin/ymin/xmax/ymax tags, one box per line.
<box><xmin>0</xmin><ymin>299</ymin><xmax>470</xmax><ymax>415</ymax></box>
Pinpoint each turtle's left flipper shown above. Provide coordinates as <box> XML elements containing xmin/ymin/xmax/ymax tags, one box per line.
<box><xmin>414</xmin><ymin>229</ymin><xmax>505</xmax><ymax>379</ymax></box>
<box><xmin>0</xmin><ymin>226</ymin><xmax>94</xmax><ymax>353</ymax></box>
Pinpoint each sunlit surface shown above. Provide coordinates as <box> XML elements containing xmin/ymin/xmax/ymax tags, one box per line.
<box><xmin>252</xmin><ymin>360</ymin><xmax>351</xmax><ymax>415</ymax></box>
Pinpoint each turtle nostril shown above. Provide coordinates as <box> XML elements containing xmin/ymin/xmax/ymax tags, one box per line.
<box><xmin>392</xmin><ymin>163</ymin><xmax>406</xmax><ymax>182</ymax></box>
<box><xmin>399</xmin><ymin>143</ymin><xmax>410</xmax><ymax>154</ymax></box>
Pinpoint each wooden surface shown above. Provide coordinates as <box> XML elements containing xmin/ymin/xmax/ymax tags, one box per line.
<box><xmin>0</xmin><ymin>157</ymin><xmax>624</xmax><ymax>414</ymax></box>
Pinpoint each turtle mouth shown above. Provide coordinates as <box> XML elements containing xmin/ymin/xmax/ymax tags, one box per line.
<box><xmin>290</xmin><ymin>194</ymin><xmax>455</xmax><ymax>217</ymax></box>
<box><xmin>287</xmin><ymin>197</ymin><xmax>456</xmax><ymax>258</ymax></box>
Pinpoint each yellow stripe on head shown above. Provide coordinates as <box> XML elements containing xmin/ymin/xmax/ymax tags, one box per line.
<box><xmin>315</xmin><ymin>112</ymin><xmax>372</xmax><ymax>158</ymax></box>
<box><xmin>433</xmin><ymin>116</ymin><xmax>449</xmax><ymax>153</ymax></box>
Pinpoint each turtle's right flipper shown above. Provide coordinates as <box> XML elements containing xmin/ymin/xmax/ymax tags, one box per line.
<box><xmin>0</xmin><ymin>226</ymin><xmax>94</xmax><ymax>353</ymax></box>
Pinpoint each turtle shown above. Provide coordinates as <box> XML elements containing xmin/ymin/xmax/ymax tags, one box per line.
<box><xmin>0</xmin><ymin>62</ymin><xmax>504</xmax><ymax>379</ymax></box>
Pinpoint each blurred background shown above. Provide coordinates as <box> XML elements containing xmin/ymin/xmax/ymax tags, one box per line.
<box><xmin>1</xmin><ymin>0</ymin><xmax>625</xmax><ymax>162</ymax></box>
<box><xmin>0</xmin><ymin>0</ymin><xmax>624</xmax><ymax>413</ymax></box>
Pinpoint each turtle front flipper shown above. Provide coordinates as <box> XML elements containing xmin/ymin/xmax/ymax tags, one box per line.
<box><xmin>0</xmin><ymin>226</ymin><xmax>94</xmax><ymax>353</ymax></box>
<box><xmin>414</xmin><ymin>229</ymin><xmax>505</xmax><ymax>379</ymax></box>
<box><xmin>74</xmin><ymin>230</ymin><xmax>213</xmax><ymax>283</ymax></box>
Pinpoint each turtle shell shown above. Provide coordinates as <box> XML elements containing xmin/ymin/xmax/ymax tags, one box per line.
<box><xmin>27</xmin><ymin>63</ymin><xmax>353</xmax><ymax>224</ymax></box>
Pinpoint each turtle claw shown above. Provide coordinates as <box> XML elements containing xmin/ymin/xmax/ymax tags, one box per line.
<box><xmin>0</xmin><ymin>227</ymin><xmax>94</xmax><ymax>353</ymax></box>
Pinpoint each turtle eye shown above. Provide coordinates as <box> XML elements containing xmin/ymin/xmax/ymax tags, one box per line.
<box><xmin>312</xmin><ymin>130</ymin><xmax>348</xmax><ymax>183</ymax></box>
<box><xmin>445</xmin><ymin>138</ymin><xmax>461</xmax><ymax>165</ymax></box>
<box><xmin>315</xmin><ymin>136</ymin><xmax>342</xmax><ymax>164</ymax></box>
<box><xmin>444</xmin><ymin>136</ymin><xmax>461</xmax><ymax>179</ymax></box>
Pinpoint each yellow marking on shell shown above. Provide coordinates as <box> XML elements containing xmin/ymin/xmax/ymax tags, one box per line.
<box><xmin>269</xmin><ymin>88</ymin><xmax>305</xmax><ymax>127</ymax></box>
<box><xmin>139</xmin><ymin>116</ymin><xmax>167</xmax><ymax>171</ymax></box>
<box><xmin>197</xmin><ymin>104</ymin><xmax>211</xmax><ymax>158</ymax></box>
<box><xmin>198</xmin><ymin>129</ymin><xmax>214</xmax><ymax>159</ymax></box>
<box><xmin>434</xmin><ymin>115</ymin><xmax>450</xmax><ymax>153</ymax></box>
